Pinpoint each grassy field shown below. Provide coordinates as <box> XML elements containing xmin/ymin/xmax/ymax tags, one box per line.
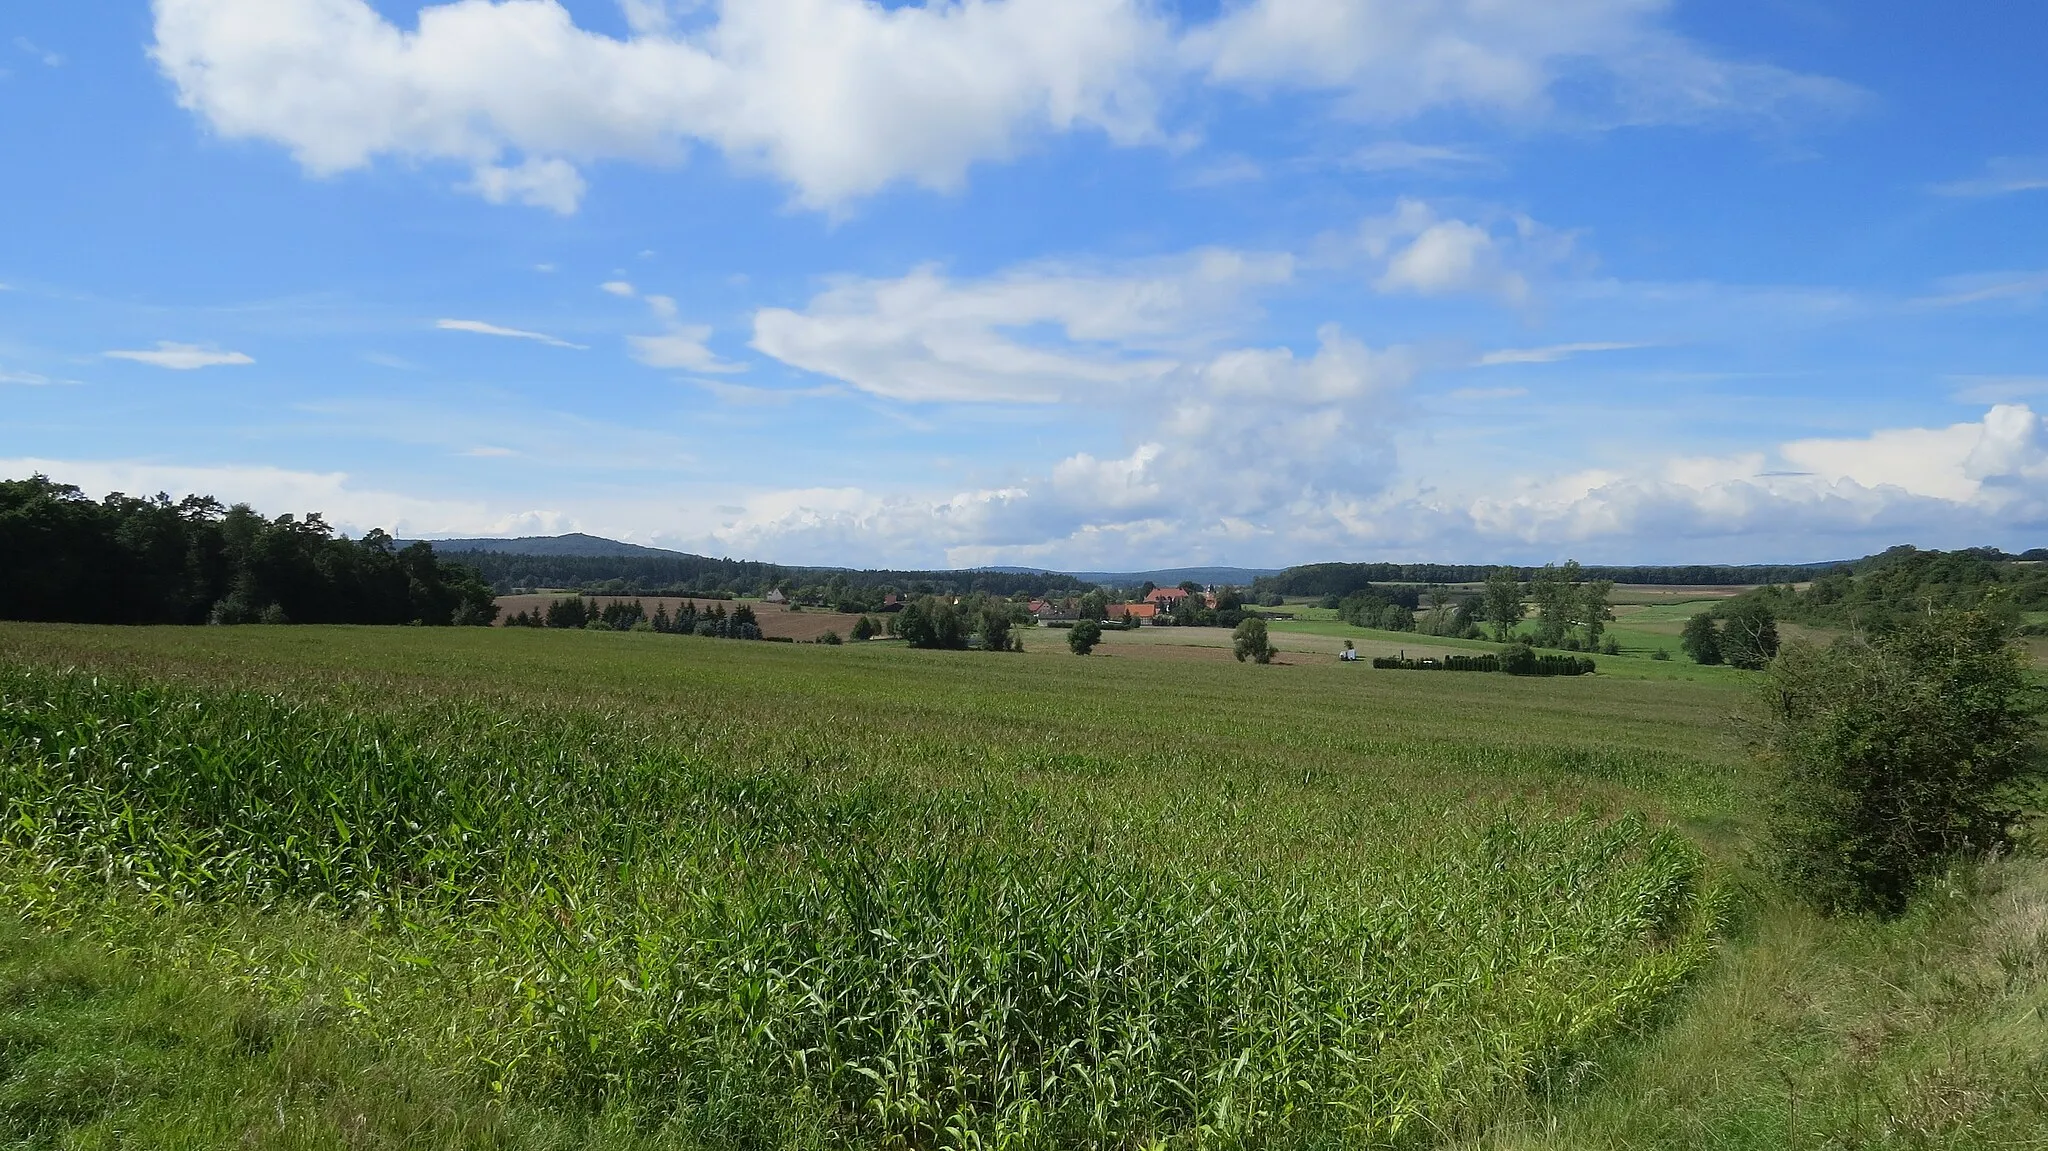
<box><xmin>1</xmin><ymin>623</ymin><xmax>2041</xmax><ymax>1148</ymax></box>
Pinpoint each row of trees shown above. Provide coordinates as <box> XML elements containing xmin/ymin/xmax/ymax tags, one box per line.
<box><xmin>451</xmin><ymin>549</ymin><xmax>1093</xmax><ymax>603</ymax></box>
<box><xmin>0</xmin><ymin>475</ymin><xmax>497</xmax><ymax>627</ymax></box>
<box><xmin>502</xmin><ymin>597</ymin><xmax>765</xmax><ymax>640</ymax></box>
<box><xmin>1256</xmin><ymin>558</ymin><xmax>1844</xmax><ymax>598</ymax></box>
<box><xmin>893</xmin><ymin>595</ymin><xmax>1031</xmax><ymax>651</ymax></box>
<box><xmin>1479</xmin><ymin>563</ymin><xmax>1613</xmax><ymax>649</ymax></box>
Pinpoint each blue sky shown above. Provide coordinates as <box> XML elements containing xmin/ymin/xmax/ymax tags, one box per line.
<box><xmin>2</xmin><ymin>0</ymin><xmax>2044</xmax><ymax>569</ymax></box>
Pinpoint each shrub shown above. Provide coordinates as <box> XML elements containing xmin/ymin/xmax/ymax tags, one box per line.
<box><xmin>1068</xmin><ymin>618</ymin><xmax>1103</xmax><ymax>655</ymax></box>
<box><xmin>1651</xmin><ymin>648</ymin><xmax>1672</xmax><ymax>661</ymax></box>
<box><xmin>1761</xmin><ymin>610</ymin><xmax>2041</xmax><ymax>916</ymax></box>
<box><xmin>1232</xmin><ymin>618</ymin><xmax>1275</xmax><ymax>664</ymax></box>
<box><xmin>850</xmin><ymin>616</ymin><xmax>877</xmax><ymax>642</ymax></box>
<box><xmin>1600</xmin><ymin>636</ymin><xmax>1621</xmax><ymax>656</ymax></box>
<box><xmin>819</xmin><ymin>630</ymin><xmax>842</xmax><ymax>646</ymax></box>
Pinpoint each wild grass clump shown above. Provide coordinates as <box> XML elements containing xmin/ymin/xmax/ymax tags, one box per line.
<box><xmin>1</xmin><ymin>663</ymin><xmax>1719</xmax><ymax>1147</ymax></box>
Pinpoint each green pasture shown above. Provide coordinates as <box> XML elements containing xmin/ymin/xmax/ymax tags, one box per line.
<box><xmin>0</xmin><ymin>622</ymin><xmax>2041</xmax><ymax>1149</ymax></box>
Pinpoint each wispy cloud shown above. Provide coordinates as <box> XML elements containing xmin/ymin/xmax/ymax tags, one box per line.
<box><xmin>1446</xmin><ymin>385</ymin><xmax>1528</xmax><ymax>400</ymax></box>
<box><xmin>434</xmin><ymin>319</ymin><xmax>586</xmax><ymax>349</ymax></box>
<box><xmin>104</xmin><ymin>342</ymin><xmax>254</xmax><ymax>370</ymax></box>
<box><xmin>1932</xmin><ymin>157</ymin><xmax>2048</xmax><ymax>198</ymax></box>
<box><xmin>1477</xmin><ymin>342</ymin><xmax>1643</xmax><ymax>366</ymax></box>
<box><xmin>14</xmin><ymin>37</ymin><xmax>63</xmax><ymax>68</ymax></box>
<box><xmin>1916</xmin><ymin>273</ymin><xmax>2048</xmax><ymax>308</ymax></box>
<box><xmin>460</xmin><ymin>446</ymin><xmax>519</xmax><ymax>458</ymax></box>
<box><xmin>1346</xmin><ymin>142</ymin><xmax>1488</xmax><ymax>174</ymax></box>
<box><xmin>1</xmin><ymin>369</ymin><xmax>57</xmax><ymax>386</ymax></box>
<box><xmin>629</xmin><ymin>328</ymin><xmax>747</xmax><ymax>373</ymax></box>
<box><xmin>1948</xmin><ymin>375</ymin><xmax>2048</xmax><ymax>404</ymax></box>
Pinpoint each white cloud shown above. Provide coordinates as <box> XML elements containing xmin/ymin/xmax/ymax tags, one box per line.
<box><xmin>1</xmin><ymin>369</ymin><xmax>54</xmax><ymax>386</ymax></box>
<box><xmin>1379</xmin><ymin>220</ymin><xmax>1525</xmax><ymax>301</ymax></box>
<box><xmin>150</xmin><ymin>0</ymin><xmax>1848</xmax><ymax>213</ymax></box>
<box><xmin>752</xmin><ymin>249</ymin><xmax>1292</xmax><ymax>402</ymax></box>
<box><xmin>152</xmin><ymin>0</ymin><xmax>1170</xmax><ymax>212</ymax></box>
<box><xmin>435</xmin><ymin>318</ymin><xmax>587</xmax><ymax>349</ymax></box>
<box><xmin>1477</xmin><ymin>342</ymin><xmax>1641</xmax><ymax>366</ymax></box>
<box><xmin>1356</xmin><ymin>199</ymin><xmax>1560</xmax><ymax>303</ymax></box>
<box><xmin>602</xmin><ymin>280</ymin><xmax>638</xmax><ymax>297</ymax></box>
<box><xmin>1187</xmin><ymin>0</ymin><xmax>1858</xmax><ymax>127</ymax></box>
<box><xmin>104</xmin><ymin>342</ymin><xmax>255</xmax><ymax>370</ymax></box>
<box><xmin>1933</xmin><ymin>157</ymin><xmax>2048</xmax><ymax>199</ymax></box>
<box><xmin>1457</xmin><ymin>406</ymin><xmax>2048</xmax><ymax>554</ymax></box>
<box><xmin>629</xmin><ymin>326</ymin><xmax>745</xmax><ymax>372</ymax></box>
<box><xmin>465</xmin><ymin>156</ymin><xmax>586</xmax><ymax>213</ymax></box>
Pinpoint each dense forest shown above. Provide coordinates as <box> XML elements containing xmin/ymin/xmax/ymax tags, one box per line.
<box><xmin>1253</xmin><ymin>559</ymin><xmax>1869</xmax><ymax>598</ymax></box>
<box><xmin>0</xmin><ymin>476</ymin><xmax>498</xmax><ymax>626</ymax></box>
<box><xmin>446</xmin><ymin>550</ymin><xmax>1095</xmax><ymax>601</ymax></box>
<box><xmin>1736</xmin><ymin>546</ymin><xmax>2048</xmax><ymax>632</ymax></box>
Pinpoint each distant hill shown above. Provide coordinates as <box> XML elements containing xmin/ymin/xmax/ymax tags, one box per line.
<box><xmin>421</xmin><ymin>533</ymin><xmax>688</xmax><ymax>559</ymax></box>
<box><xmin>1062</xmin><ymin>567</ymin><xmax>1282</xmax><ymax>587</ymax></box>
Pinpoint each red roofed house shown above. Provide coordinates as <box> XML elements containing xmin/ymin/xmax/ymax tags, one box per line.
<box><xmin>1105</xmin><ymin>602</ymin><xmax>1158</xmax><ymax>622</ymax></box>
<box><xmin>1145</xmin><ymin>587</ymin><xmax>1190</xmax><ymax>611</ymax></box>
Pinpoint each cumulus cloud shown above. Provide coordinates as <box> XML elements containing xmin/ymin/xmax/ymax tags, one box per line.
<box><xmin>435</xmin><ymin>318</ymin><xmax>587</xmax><ymax>348</ymax></box>
<box><xmin>151</xmin><ymin>0</ymin><xmax>1170</xmax><ymax>212</ymax></box>
<box><xmin>1458</xmin><ymin>405</ymin><xmax>2048</xmax><ymax>554</ymax></box>
<box><xmin>150</xmin><ymin>0</ymin><xmax>1847</xmax><ymax>213</ymax></box>
<box><xmin>1357</xmin><ymin>199</ymin><xmax>1559</xmax><ymax>303</ymax></box>
<box><xmin>104</xmin><ymin>342</ymin><xmax>255</xmax><ymax>369</ymax></box>
<box><xmin>752</xmin><ymin>249</ymin><xmax>1292</xmax><ymax>402</ymax></box>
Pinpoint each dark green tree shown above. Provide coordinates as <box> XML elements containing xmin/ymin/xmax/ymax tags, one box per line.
<box><xmin>1762</xmin><ymin>610</ymin><xmax>2040</xmax><ymax>915</ymax></box>
<box><xmin>1481</xmin><ymin>568</ymin><xmax>1525</xmax><ymax>642</ymax></box>
<box><xmin>1232</xmin><ymin>617</ymin><xmax>1275</xmax><ymax>664</ymax></box>
<box><xmin>1068</xmin><ymin>618</ymin><xmax>1103</xmax><ymax>655</ymax></box>
<box><xmin>1680</xmin><ymin>613</ymin><xmax>1724</xmax><ymax>665</ymax></box>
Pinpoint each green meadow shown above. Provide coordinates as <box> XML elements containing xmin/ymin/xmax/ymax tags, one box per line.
<box><xmin>2</xmin><ymin>623</ymin><xmax>2042</xmax><ymax>1148</ymax></box>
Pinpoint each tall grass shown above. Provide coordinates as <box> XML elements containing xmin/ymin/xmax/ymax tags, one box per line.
<box><xmin>2</xmin><ymin>653</ymin><xmax>1720</xmax><ymax>1148</ymax></box>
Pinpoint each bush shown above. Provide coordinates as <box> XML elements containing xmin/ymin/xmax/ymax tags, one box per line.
<box><xmin>1761</xmin><ymin>610</ymin><xmax>2041</xmax><ymax>916</ymax></box>
<box><xmin>819</xmin><ymin>630</ymin><xmax>842</xmax><ymax>646</ymax></box>
<box><xmin>850</xmin><ymin>616</ymin><xmax>877</xmax><ymax>642</ymax></box>
<box><xmin>1068</xmin><ymin>618</ymin><xmax>1103</xmax><ymax>655</ymax></box>
<box><xmin>1232</xmin><ymin>618</ymin><xmax>1275</xmax><ymax>664</ymax></box>
<box><xmin>1651</xmin><ymin>648</ymin><xmax>1672</xmax><ymax>661</ymax></box>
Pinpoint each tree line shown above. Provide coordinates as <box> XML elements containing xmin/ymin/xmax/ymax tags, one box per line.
<box><xmin>0</xmin><ymin>475</ymin><xmax>497</xmax><ymax>627</ymax></box>
<box><xmin>502</xmin><ymin>597</ymin><xmax>765</xmax><ymax>639</ymax></box>
<box><xmin>1254</xmin><ymin>558</ymin><xmax>1848</xmax><ymax>598</ymax></box>
<box><xmin>446</xmin><ymin>550</ymin><xmax>1094</xmax><ymax>602</ymax></box>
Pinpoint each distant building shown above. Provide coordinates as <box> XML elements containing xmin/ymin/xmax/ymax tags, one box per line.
<box><xmin>1105</xmin><ymin>602</ymin><xmax>1158</xmax><ymax>622</ymax></box>
<box><xmin>762</xmin><ymin>589</ymin><xmax>788</xmax><ymax>605</ymax></box>
<box><xmin>1145</xmin><ymin>587</ymin><xmax>1190</xmax><ymax>610</ymax></box>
